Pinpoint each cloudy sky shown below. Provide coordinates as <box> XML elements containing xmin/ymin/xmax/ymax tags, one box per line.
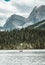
<box><xmin>0</xmin><ymin>0</ymin><xmax>45</xmax><ymax>26</ymax></box>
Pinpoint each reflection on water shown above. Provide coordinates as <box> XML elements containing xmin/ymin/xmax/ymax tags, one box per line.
<box><xmin>0</xmin><ymin>50</ymin><xmax>45</xmax><ymax>65</ymax></box>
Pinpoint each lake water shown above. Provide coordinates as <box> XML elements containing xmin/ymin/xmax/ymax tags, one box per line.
<box><xmin>0</xmin><ymin>50</ymin><xmax>45</xmax><ymax>65</ymax></box>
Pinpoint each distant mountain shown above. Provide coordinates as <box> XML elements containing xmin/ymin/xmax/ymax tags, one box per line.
<box><xmin>27</xmin><ymin>5</ymin><xmax>45</xmax><ymax>24</ymax></box>
<box><xmin>0</xmin><ymin>5</ymin><xmax>45</xmax><ymax>31</ymax></box>
<box><xmin>3</xmin><ymin>14</ymin><xmax>25</xmax><ymax>30</ymax></box>
<box><xmin>26</xmin><ymin>20</ymin><xmax>45</xmax><ymax>30</ymax></box>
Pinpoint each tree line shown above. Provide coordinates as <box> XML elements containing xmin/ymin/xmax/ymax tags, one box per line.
<box><xmin>0</xmin><ymin>28</ymin><xmax>45</xmax><ymax>49</ymax></box>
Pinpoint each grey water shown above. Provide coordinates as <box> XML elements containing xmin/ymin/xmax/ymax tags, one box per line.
<box><xmin>0</xmin><ymin>50</ymin><xmax>45</xmax><ymax>65</ymax></box>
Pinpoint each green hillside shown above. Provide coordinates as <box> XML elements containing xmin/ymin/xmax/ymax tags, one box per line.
<box><xmin>27</xmin><ymin>20</ymin><xmax>45</xmax><ymax>29</ymax></box>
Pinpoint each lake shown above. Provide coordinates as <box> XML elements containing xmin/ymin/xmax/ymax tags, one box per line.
<box><xmin>0</xmin><ymin>50</ymin><xmax>45</xmax><ymax>65</ymax></box>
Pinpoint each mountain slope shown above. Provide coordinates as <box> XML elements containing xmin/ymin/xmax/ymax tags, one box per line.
<box><xmin>27</xmin><ymin>5</ymin><xmax>45</xmax><ymax>24</ymax></box>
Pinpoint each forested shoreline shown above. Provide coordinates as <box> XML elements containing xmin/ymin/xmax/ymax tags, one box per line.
<box><xmin>0</xmin><ymin>28</ymin><xmax>45</xmax><ymax>49</ymax></box>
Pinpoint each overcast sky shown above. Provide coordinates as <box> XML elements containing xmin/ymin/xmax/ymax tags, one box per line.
<box><xmin>0</xmin><ymin>0</ymin><xmax>45</xmax><ymax>26</ymax></box>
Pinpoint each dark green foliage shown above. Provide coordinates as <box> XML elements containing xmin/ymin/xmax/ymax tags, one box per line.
<box><xmin>0</xmin><ymin>28</ymin><xmax>45</xmax><ymax>49</ymax></box>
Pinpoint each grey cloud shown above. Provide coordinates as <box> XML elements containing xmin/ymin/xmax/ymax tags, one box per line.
<box><xmin>12</xmin><ymin>3</ymin><xmax>33</xmax><ymax>13</ymax></box>
<box><xmin>0</xmin><ymin>8</ymin><xmax>13</xmax><ymax>14</ymax></box>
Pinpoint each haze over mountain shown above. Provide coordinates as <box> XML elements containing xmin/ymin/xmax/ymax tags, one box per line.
<box><xmin>0</xmin><ymin>5</ymin><xmax>45</xmax><ymax>31</ymax></box>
